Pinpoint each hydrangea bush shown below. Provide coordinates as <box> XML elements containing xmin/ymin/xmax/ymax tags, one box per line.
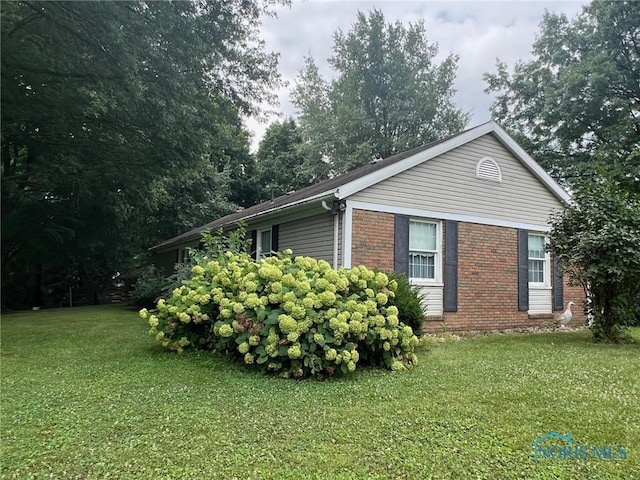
<box><xmin>140</xmin><ymin>249</ymin><xmax>419</xmax><ymax>378</ymax></box>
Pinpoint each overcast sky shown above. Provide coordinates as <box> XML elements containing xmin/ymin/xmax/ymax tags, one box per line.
<box><xmin>245</xmin><ymin>0</ymin><xmax>589</xmax><ymax>151</ymax></box>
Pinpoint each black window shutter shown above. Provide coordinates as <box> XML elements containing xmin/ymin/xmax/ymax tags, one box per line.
<box><xmin>552</xmin><ymin>255</ymin><xmax>564</xmax><ymax>311</ymax></box>
<box><xmin>271</xmin><ymin>225</ymin><xmax>279</xmax><ymax>253</ymax></box>
<box><xmin>443</xmin><ymin>220</ymin><xmax>459</xmax><ymax>312</ymax></box>
<box><xmin>517</xmin><ymin>229</ymin><xmax>529</xmax><ymax>311</ymax></box>
<box><xmin>249</xmin><ymin>229</ymin><xmax>257</xmax><ymax>260</ymax></box>
<box><xmin>394</xmin><ymin>215</ymin><xmax>409</xmax><ymax>275</ymax></box>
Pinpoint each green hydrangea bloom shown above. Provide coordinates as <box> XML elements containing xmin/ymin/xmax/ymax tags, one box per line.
<box><xmin>318</xmin><ymin>291</ymin><xmax>336</xmax><ymax>306</ymax></box>
<box><xmin>297</xmin><ymin>281</ymin><xmax>311</xmax><ymax>295</ymax></box>
<box><xmin>386</xmin><ymin>305</ymin><xmax>399</xmax><ymax>316</ymax></box>
<box><xmin>245</xmin><ymin>293</ymin><xmax>261</xmax><ymax>309</ymax></box>
<box><xmin>287</xmin><ymin>344</ymin><xmax>302</xmax><ymax>359</ymax></box>
<box><xmin>192</xmin><ymin>265</ymin><xmax>205</xmax><ymax>276</ymax></box>
<box><xmin>387</xmin><ymin>315</ymin><xmax>399</xmax><ymax>327</ymax></box>
<box><xmin>325</xmin><ymin>348</ymin><xmax>337</xmax><ymax>361</ymax></box>
<box><xmin>349</xmin><ymin>320</ymin><xmax>363</xmax><ymax>334</ymax></box>
<box><xmin>317</xmin><ymin>259</ymin><xmax>331</xmax><ymax>271</ymax></box>
<box><xmin>289</xmin><ymin>305</ymin><xmax>305</xmax><ymax>320</ymax></box>
<box><xmin>374</xmin><ymin>272</ymin><xmax>389</xmax><ymax>287</ymax></box>
<box><xmin>232</xmin><ymin>302</ymin><xmax>245</xmax><ymax>314</ymax></box>
<box><xmin>218</xmin><ymin>324</ymin><xmax>234</xmax><ymax>337</ymax></box>
<box><xmin>238</xmin><ymin>342</ymin><xmax>250</xmax><ymax>354</ymax></box>
<box><xmin>391</xmin><ymin>360</ymin><xmax>406</xmax><ymax>371</ymax></box>
<box><xmin>278</xmin><ymin>314</ymin><xmax>298</xmax><ymax>334</ymax></box>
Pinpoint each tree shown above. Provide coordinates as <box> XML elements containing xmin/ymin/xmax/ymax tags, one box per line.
<box><xmin>548</xmin><ymin>179</ymin><xmax>640</xmax><ymax>342</ymax></box>
<box><xmin>484</xmin><ymin>1</ymin><xmax>640</xmax><ymax>191</ymax></box>
<box><xmin>1</xmin><ymin>1</ymin><xmax>284</xmax><ymax>309</ymax></box>
<box><xmin>292</xmin><ymin>9</ymin><xmax>468</xmax><ymax>176</ymax></box>
<box><xmin>255</xmin><ymin>119</ymin><xmax>311</xmax><ymax>200</ymax></box>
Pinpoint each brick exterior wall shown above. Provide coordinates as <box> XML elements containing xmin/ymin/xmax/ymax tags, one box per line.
<box><xmin>428</xmin><ymin>223</ymin><xmax>532</xmax><ymax>331</ymax></box>
<box><xmin>351</xmin><ymin>209</ymin><xmax>395</xmax><ymax>271</ymax></box>
<box><xmin>350</xmin><ymin>209</ymin><xmax>587</xmax><ymax>332</ymax></box>
<box><xmin>427</xmin><ymin>223</ymin><xmax>587</xmax><ymax>331</ymax></box>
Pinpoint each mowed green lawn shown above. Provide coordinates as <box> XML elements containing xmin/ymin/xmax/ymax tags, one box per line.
<box><xmin>1</xmin><ymin>306</ymin><xmax>638</xmax><ymax>479</ymax></box>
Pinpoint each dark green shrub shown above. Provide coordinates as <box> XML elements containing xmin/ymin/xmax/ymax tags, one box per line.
<box><xmin>387</xmin><ymin>273</ymin><xmax>425</xmax><ymax>336</ymax></box>
<box><xmin>129</xmin><ymin>268</ymin><xmax>173</xmax><ymax>309</ymax></box>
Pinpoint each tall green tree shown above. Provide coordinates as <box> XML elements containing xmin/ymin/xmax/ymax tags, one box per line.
<box><xmin>484</xmin><ymin>1</ymin><xmax>640</xmax><ymax>190</ymax></box>
<box><xmin>292</xmin><ymin>9</ymin><xmax>468</xmax><ymax>176</ymax></box>
<box><xmin>255</xmin><ymin>119</ymin><xmax>310</xmax><ymax>200</ymax></box>
<box><xmin>548</xmin><ymin>180</ymin><xmax>640</xmax><ymax>342</ymax></box>
<box><xmin>1</xmin><ymin>0</ymin><xmax>284</xmax><ymax>308</ymax></box>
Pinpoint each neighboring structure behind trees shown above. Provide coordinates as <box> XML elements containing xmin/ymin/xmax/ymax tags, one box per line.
<box><xmin>151</xmin><ymin>121</ymin><xmax>586</xmax><ymax>331</ymax></box>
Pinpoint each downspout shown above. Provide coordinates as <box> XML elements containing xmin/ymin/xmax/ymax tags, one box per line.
<box><xmin>333</xmin><ymin>213</ymin><xmax>339</xmax><ymax>270</ymax></box>
<box><xmin>321</xmin><ymin>200</ymin><xmax>342</xmax><ymax>269</ymax></box>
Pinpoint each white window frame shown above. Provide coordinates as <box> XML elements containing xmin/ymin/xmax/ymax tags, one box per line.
<box><xmin>257</xmin><ymin>228</ymin><xmax>272</xmax><ymax>259</ymax></box>
<box><xmin>528</xmin><ymin>233</ymin><xmax>550</xmax><ymax>287</ymax></box>
<box><xmin>408</xmin><ymin>219</ymin><xmax>442</xmax><ymax>285</ymax></box>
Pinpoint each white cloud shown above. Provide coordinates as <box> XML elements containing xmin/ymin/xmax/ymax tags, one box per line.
<box><xmin>246</xmin><ymin>0</ymin><xmax>588</xmax><ymax>151</ymax></box>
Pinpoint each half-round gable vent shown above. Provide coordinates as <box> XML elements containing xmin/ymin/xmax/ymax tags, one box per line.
<box><xmin>476</xmin><ymin>156</ymin><xmax>502</xmax><ymax>183</ymax></box>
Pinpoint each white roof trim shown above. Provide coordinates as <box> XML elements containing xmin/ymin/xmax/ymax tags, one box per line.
<box><xmin>491</xmin><ymin>123</ymin><xmax>571</xmax><ymax>203</ymax></box>
<box><xmin>335</xmin><ymin>121</ymin><xmax>570</xmax><ymax>204</ymax></box>
<box><xmin>347</xmin><ymin>200</ymin><xmax>554</xmax><ymax>233</ymax></box>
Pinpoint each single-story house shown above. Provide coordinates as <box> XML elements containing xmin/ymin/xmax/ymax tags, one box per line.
<box><xmin>151</xmin><ymin>121</ymin><xmax>585</xmax><ymax>331</ymax></box>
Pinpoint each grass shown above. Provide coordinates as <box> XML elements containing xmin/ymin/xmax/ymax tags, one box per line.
<box><xmin>1</xmin><ymin>305</ymin><xmax>639</xmax><ymax>479</ymax></box>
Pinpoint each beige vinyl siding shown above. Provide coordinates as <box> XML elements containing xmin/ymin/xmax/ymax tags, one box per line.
<box><xmin>350</xmin><ymin>134</ymin><xmax>563</xmax><ymax>226</ymax></box>
<box><xmin>279</xmin><ymin>213</ymin><xmax>337</xmax><ymax>263</ymax></box>
<box><xmin>418</xmin><ymin>285</ymin><xmax>444</xmax><ymax>316</ymax></box>
<box><xmin>529</xmin><ymin>287</ymin><xmax>552</xmax><ymax>314</ymax></box>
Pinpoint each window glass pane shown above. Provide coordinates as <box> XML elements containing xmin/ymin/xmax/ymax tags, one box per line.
<box><xmin>409</xmin><ymin>253</ymin><xmax>435</xmax><ymax>279</ymax></box>
<box><xmin>260</xmin><ymin>230</ymin><xmax>271</xmax><ymax>256</ymax></box>
<box><xmin>528</xmin><ymin>234</ymin><xmax>545</xmax><ymax>259</ymax></box>
<box><xmin>528</xmin><ymin>259</ymin><xmax>544</xmax><ymax>283</ymax></box>
<box><xmin>410</xmin><ymin>221</ymin><xmax>436</xmax><ymax>251</ymax></box>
